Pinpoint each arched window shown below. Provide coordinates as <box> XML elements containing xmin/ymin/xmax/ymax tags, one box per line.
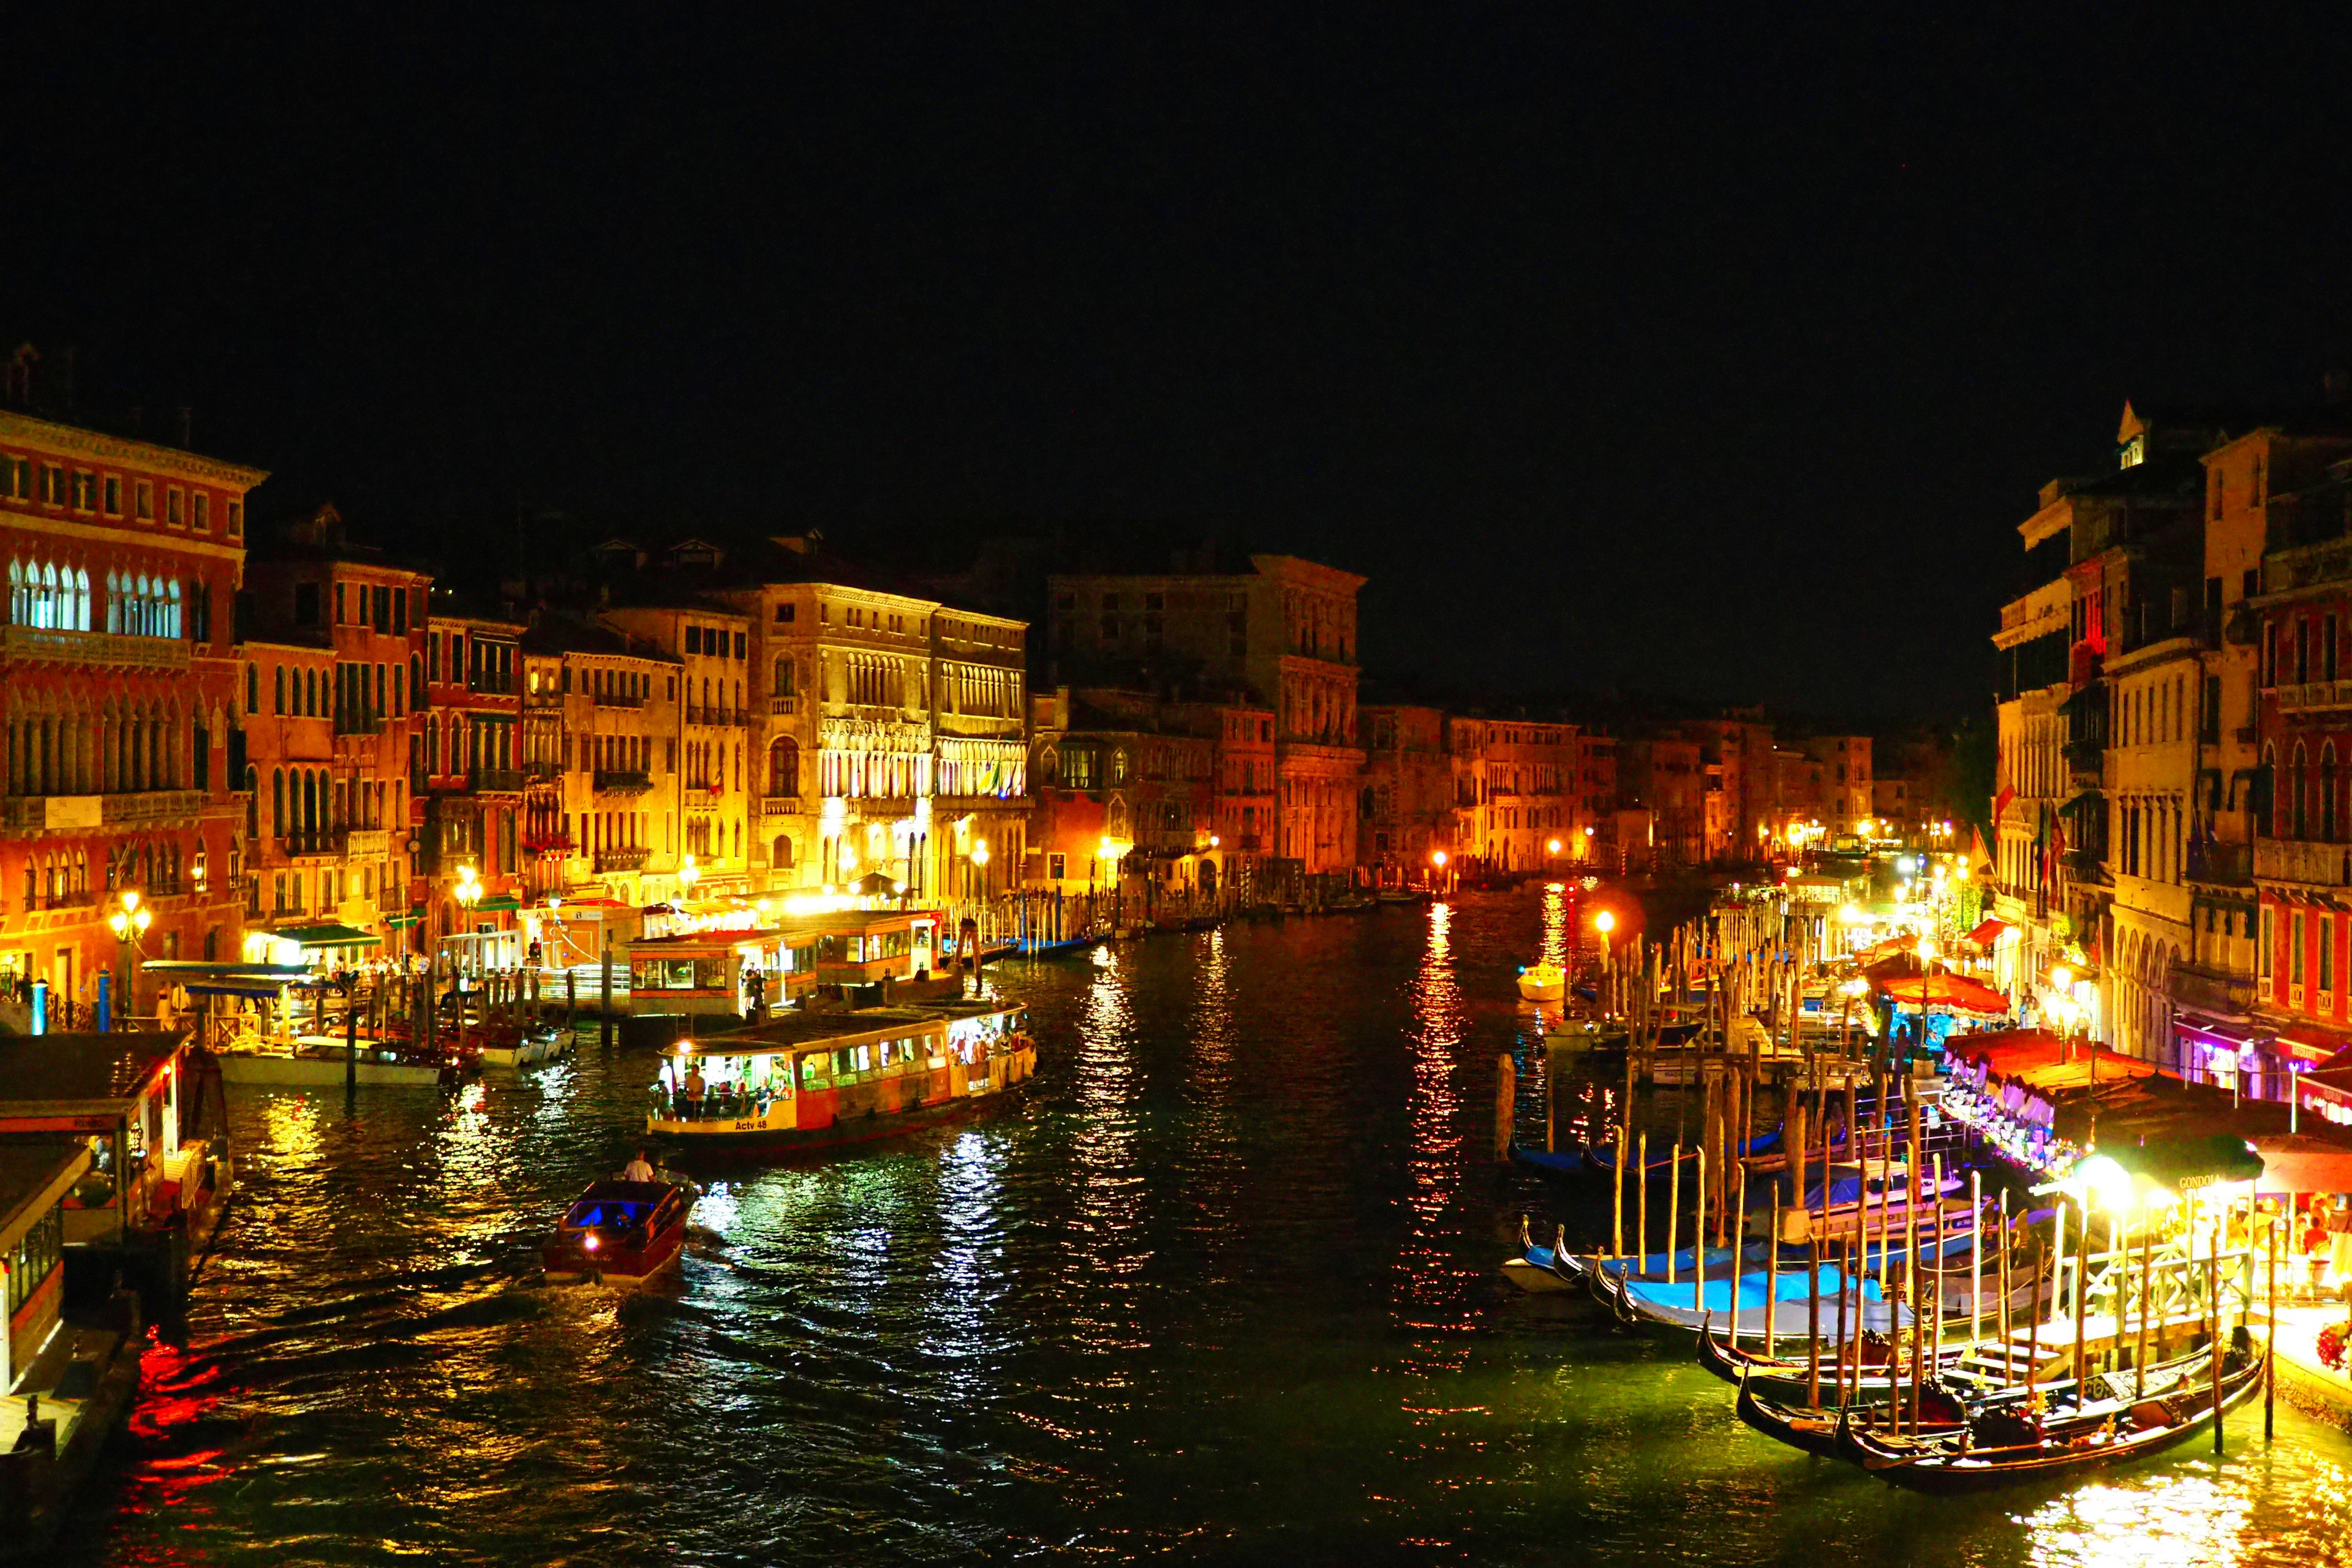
<box><xmin>272</xmin><ymin>769</ymin><xmax>285</xmax><ymax>840</ymax></box>
<box><xmin>7</xmin><ymin>560</ymin><xmax>22</xmax><ymax>625</ymax></box>
<box><xmin>769</xmin><ymin>737</ymin><xmax>800</xmax><ymax>798</ymax></box>
<box><xmin>167</xmin><ymin>578</ymin><xmax>183</xmax><ymax>638</ymax></box>
<box><xmin>774</xmin><ymin>657</ymin><xmax>795</xmax><ymax>698</ymax></box>
<box><xmin>36</xmin><ymin>562</ymin><xmax>57</xmax><ymax>628</ymax></box>
<box><xmin>246</xmin><ymin>662</ymin><xmax>259</xmax><ymax>714</ymax></box>
<box><xmin>772</xmin><ymin>834</ymin><xmax>795</xmax><ymax>869</ymax></box>
<box><xmin>304</xmin><ymin>668</ymin><xmax>317</xmax><ymax>717</ymax></box>
<box><xmin>70</xmin><ymin>568</ymin><xmax>88</xmax><ymax>631</ymax></box>
<box><xmin>2294</xmin><ymin>742</ymin><xmax>2311</xmax><ymax>840</ymax></box>
<box><xmin>273</xmin><ymin>665</ymin><xmax>286</xmax><ymax>714</ymax></box>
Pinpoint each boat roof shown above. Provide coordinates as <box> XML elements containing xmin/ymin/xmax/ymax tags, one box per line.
<box><xmin>666</xmin><ymin>999</ymin><xmax>1023</xmax><ymax>1058</ymax></box>
<box><xmin>0</xmin><ymin>1139</ymin><xmax>93</xmax><ymax>1248</ymax></box>
<box><xmin>574</xmin><ymin>1179</ymin><xmax>678</xmax><ymax>1204</ymax></box>
<box><xmin>0</xmin><ymin>1031</ymin><xmax>187</xmax><ymax>1118</ymax></box>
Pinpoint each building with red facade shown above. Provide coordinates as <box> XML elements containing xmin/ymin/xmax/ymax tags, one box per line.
<box><xmin>241</xmin><ymin>506</ymin><xmax>429</xmax><ymax>949</ymax></box>
<box><xmin>420</xmin><ymin>598</ymin><xmax>527</xmax><ymax>959</ymax></box>
<box><xmin>0</xmin><ymin>408</ymin><xmax>263</xmax><ymax>1016</ymax></box>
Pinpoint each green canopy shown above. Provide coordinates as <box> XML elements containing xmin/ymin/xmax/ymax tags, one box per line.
<box><xmin>2108</xmin><ymin>1133</ymin><xmax>2264</xmax><ymax>1192</ymax></box>
<box><xmin>473</xmin><ymin>895</ymin><xmax>522</xmax><ymax>913</ymax></box>
<box><xmin>271</xmin><ymin>924</ymin><xmax>382</xmax><ymax>949</ymax></box>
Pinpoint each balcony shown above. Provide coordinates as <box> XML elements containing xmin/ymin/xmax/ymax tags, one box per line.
<box><xmin>2255</xmin><ymin>836</ymin><xmax>2352</xmax><ymax>889</ymax></box>
<box><xmin>279</xmin><ymin>829</ymin><xmax>341</xmax><ymax>859</ymax></box>
<box><xmin>594</xmin><ymin>846</ymin><xmax>649</xmax><ymax>873</ymax></box>
<box><xmin>760</xmin><ymin>797</ymin><xmax>804</xmax><ymax>817</ymax></box>
<box><xmin>770</xmin><ymin>695</ymin><xmax>799</xmax><ymax>717</ymax></box>
<box><xmin>524</xmin><ymin>760</ymin><xmax>564</xmax><ymax>782</ymax></box>
<box><xmin>20</xmin><ymin>888</ymin><xmax>94</xmax><ymax>913</ymax></box>
<box><xmin>524</xmin><ymin>689</ymin><xmax>568</xmax><ymax>709</ymax></box>
<box><xmin>344</xmin><ymin>828</ymin><xmax>389</xmax><ymax>860</ymax></box>
<box><xmin>111</xmin><ymin>789</ymin><xmax>209</xmax><ymax>826</ymax></box>
<box><xmin>470</xmin><ymin>768</ymin><xmax>524</xmax><ymax>794</ymax></box>
<box><xmin>687</xmin><ymin>706</ymin><xmax>749</xmax><ymax>727</ymax></box>
<box><xmin>594</xmin><ymin>769</ymin><xmax>652</xmax><ymax>794</ymax></box>
<box><xmin>334</xmin><ymin>710</ymin><xmax>388</xmax><ymax>736</ymax></box>
<box><xmin>2264</xmin><ymin>536</ymin><xmax>2352</xmax><ymax>597</ymax></box>
<box><xmin>0</xmin><ymin>625</ymin><xmax>190</xmax><ymax>671</ymax></box>
<box><xmin>522</xmin><ymin>832</ymin><xmax>575</xmax><ymax>855</ymax></box>
<box><xmin>594</xmin><ymin>691</ymin><xmax>645</xmax><ymax>710</ymax></box>
<box><xmin>2279</xmin><ymin>680</ymin><xmax>2352</xmax><ymax>714</ymax></box>
<box><xmin>2186</xmin><ymin>839</ymin><xmax>2253</xmax><ymax>886</ymax></box>
<box><xmin>2168</xmin><ymin>960</ymin><xmax>2255</xmax><ymax>1019</ymax></box>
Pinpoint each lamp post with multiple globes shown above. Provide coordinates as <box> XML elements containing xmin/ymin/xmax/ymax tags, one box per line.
<box><xmin>106</xmin><ymin>889</ymin><xmax>153</xmax><ymax>1031</ymax></box>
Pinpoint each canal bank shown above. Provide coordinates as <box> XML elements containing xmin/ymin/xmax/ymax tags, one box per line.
<box><xmin>59</xmin><ymin>888</ymin><xmax>2352</xmax><ymax>1566</ymax></box>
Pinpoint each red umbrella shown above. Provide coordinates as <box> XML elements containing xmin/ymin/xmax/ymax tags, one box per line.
<box><xmin>1878</xmin><ymin>970</ymin><xmax>2013</xmax><ymax>1019</ymax></box>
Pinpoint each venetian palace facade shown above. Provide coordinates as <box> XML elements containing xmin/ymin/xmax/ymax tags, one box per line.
<box><xmin>0</xmin><ymin>410</ymin><xmax>262</xmax><ymax>1014</ymax></box>
<box><xmin>1048</xmin><ymin>554</ymin><xmax>1365</xmax><ymax>875</ymax></box>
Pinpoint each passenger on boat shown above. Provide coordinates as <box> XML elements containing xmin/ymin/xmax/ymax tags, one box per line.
<box><xmin>684</xmin><ymin>1064</ymin><xmax>706</xmax><ymax>1119</ymax></box>
<box><xmin>623</xmin><ymin>1148</ymin><xmax>656</xmax><ymax>1183</ymax></box>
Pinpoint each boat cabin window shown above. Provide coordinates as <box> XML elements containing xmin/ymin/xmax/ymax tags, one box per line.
<box><xmin>797</xmin><ymin>1052</ymin><xmax>829</xmax><ymax>1087</ymax></box>
<box><xmin>567</xmin><ymin>1198</ymin><xmax>652</xmax><ymax>1228</ymax></box>
<box><xmin>634</xmin><ymin>955</ymin><xmax>730</xmax><ymax>991</ymax></box>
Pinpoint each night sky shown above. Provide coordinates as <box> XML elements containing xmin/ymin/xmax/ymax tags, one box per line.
<box><xmin>9</xmin><ymin>9</ymin><xmax>2352</xmax><ymax>720</ymax></box>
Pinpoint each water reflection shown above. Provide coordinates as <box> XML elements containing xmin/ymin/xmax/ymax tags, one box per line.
<box><xmin>1397</xmin><ymin>900</ymin><xmax>1472</xmax><ymax>1351</ymax></box>
<box><xmin>67</xmin><ymin>891</ymin><xmax>2352</xmax><ymax>1568</ymax></box>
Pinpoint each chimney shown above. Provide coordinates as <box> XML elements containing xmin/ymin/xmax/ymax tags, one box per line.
<box><xmin>178</xmin><ymin>406</ymin><xmax>193</xmax><ymax>447</ymax></box>
<box><xmin>3</xmin><ymin>345</ymin><xmax>32</xmax><ymax>409</ymax></box>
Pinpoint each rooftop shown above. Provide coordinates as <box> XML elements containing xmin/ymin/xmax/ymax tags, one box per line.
<box><xmin>673</xmin><ymin>997</ymin><xmax>1020</xmax><ymax>1056</ymax></box>
<box><xmin>0</xmin><ymin>1139</ymin><xmax>92</xmax><ymax>1245</ymax></box>
<box><xmin>0</xmin><ymin>1031</ymin><xmax>183</xmax><ymax>1116</ymax></box>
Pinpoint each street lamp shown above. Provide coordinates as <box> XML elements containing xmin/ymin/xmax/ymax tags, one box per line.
<box><xmin>106</xmin><ymin>889</ymin><xmax>153</xmax><ymax>1030</ymax></box>
<box><xmin>453</xmin><ymin>864</ymin><xmax>481</xmax><ymax>981</ymax></box>
<box><xmin>679</xmin><ymin>852</ymin><xmax>699</xmax><ymax>904</ymax></box>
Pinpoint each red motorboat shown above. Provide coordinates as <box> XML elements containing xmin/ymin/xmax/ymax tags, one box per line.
<box><xmin>542</xmin><ymin>1177</ymin><xmax>693</xmax><ymax>1286</ymax></box>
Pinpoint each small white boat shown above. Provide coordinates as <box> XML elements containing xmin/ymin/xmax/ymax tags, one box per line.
<box><xmin>1516</xmin><ymin>962</ymin><xmax>1566</xmax><ymax>1003</ymax></box>
<box><xmin>216</xmin><ymin>1035</ymin><xmax>447</xmax><ymax>1088</ymax></box>
<box><xmin>479</xmin><ymin>1026</ymin><xmax>572</xmax><ymax>1069</ymax></box>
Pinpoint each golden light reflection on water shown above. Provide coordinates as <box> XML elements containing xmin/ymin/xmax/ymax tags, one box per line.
<box><xmin>1539</xmin><ymin>883</ymin><xmax>1569</xmax><ymax>970</ymax></box>
<box><xmin>1068</xmin><ymin>938</ymin><xmax>1147</xmax><ymax>1357</ymax></box>
<box><xmin>2015</xmin><ymin>1446</ymin><xmax>2352</xmax><ymax>1568</ymax></box>
<box><xmin>1397</xmin><ymin>900</ymin><xmax>1471</xmax><ymax>1363</ymax></box>
<box><xmin>255</xmin><ymin>1095</ymin><xmax>324</xmax><ymax>1169</ymax></box>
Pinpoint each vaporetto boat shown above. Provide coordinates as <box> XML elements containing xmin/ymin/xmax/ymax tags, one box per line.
<box><xmin>646</xmin><ymin>997</ymin><xmax>1036</xmax><ymax>1158</ymax></box>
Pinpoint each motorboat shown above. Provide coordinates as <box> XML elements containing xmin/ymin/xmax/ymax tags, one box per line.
<box><xmin>214</xmin><ymin>1032</ymin><xmax>454</xmax><ymax>1088</ymax></box>
<box><xmin>1517</xmin><ymin>962</ymin><xmax>1567</xmax><ymax>1003</ymax></box>
<box><xmin>542</xmin><ymin>1175</ymin><xmax>695</xmax><ymax>1286</ymax></box>
<box><xmin>479</xmin><ymin>1023</ymin><xmax>573</xmax><ymax>1069</ymax></box>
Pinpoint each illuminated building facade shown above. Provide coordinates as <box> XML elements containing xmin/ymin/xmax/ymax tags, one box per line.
<box><xmin>420</xmin><ymin>598</ymin><xmax>526</xmax><ymax>952</ymax></box>
<box><xmin>1049</xmin><ymin>554</ymin><xmax>1363</xmax><ymax>876</ymax></box>
<box><xmin>0</xmin><ymin>408</ymin><xmax>260</xmax><ymax>1016</ymax></box>
<box><xmin>242</xmin><ymin>505</ymin><xmax>429</xmax><ymax>945</ymax></box>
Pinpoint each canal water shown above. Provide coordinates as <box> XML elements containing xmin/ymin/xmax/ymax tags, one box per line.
<box><xmin>66</xmin><ymin>889</ymin><xmax>2352</xmax><ymax>1566</ymax></box>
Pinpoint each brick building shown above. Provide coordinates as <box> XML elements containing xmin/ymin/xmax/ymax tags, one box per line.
<box><xmin>1049</xmin><ymin>553</ymin><xmax>1363</xmax><ymax>876</ymax></box>
<box><xmin>0</xmin><ymin>408</ymin><xmax>262</xmax><ymax>1016</ymax></box>
<box><xmin>242</xmin><ymin>505</ymin><xmax>429</xmax><ymax>948</ymax></box>
<box><xmin>420</xmin><ymin>597</ymin><xmax>527</xmax><ymax>957</ymax></box>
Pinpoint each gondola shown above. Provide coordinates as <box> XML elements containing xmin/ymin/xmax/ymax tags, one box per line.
<box><xmin>1837</xmin><ymin>1341</ymin><xmax>2265</xmax><ymax>1491</ymax></box>
<box><xmin>1735</xmin><ymin>1365</ymin><xmax>1967</xmax><ymax>1457</ymax></box>
<box><xmin>1502</xmin><ymin>1218</ymin><xmax>1575</xmax><ymax>1294</ymax></box>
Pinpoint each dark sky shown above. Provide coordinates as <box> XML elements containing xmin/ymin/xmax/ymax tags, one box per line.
<box><xmin>9</xmin><ymin>7</ymin><xmax>2352</xmax><ymax>720</ymax></box>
